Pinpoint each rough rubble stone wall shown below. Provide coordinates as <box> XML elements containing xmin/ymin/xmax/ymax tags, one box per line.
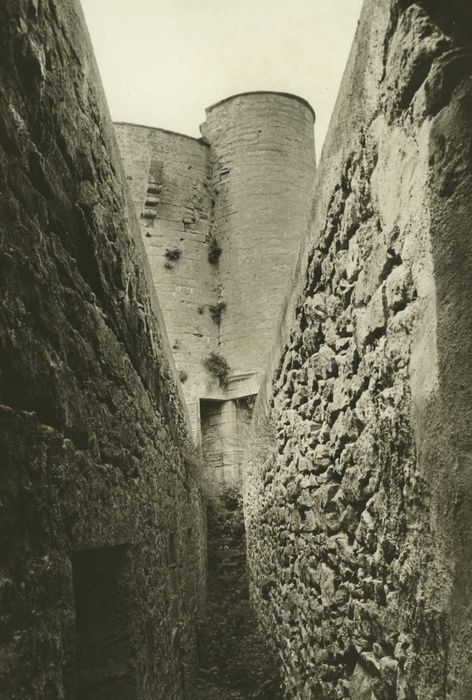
<box><xmin>244</xmin><ymin>1</ymin><xmax>472</xmax><ymax>698</ymax></box>
<box><xmin>201</xmin><ymin>93</ymin><xmax>316</xmax><ymax>380</ymax></box>
<box><xmin>114</xmin><ymin>124</ymin><xmax>216</xmax><ymax>435</ymax></box>
<box><xmin>0</xmin><ymin>2</ymin><xmax>205</xmax><ymax>698</ymax></box>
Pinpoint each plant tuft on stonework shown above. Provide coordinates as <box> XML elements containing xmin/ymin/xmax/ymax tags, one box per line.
<box><xmin>208</xmin><ymin>235</ymin><xmax>222</xmax><ymax>264</ymax></box>
<box><xmin>203</xmin><ymin>351</ymin><xmax>230</xmax><ymax>389</ymax></box>
<box><xmin>209</xmin><ymin>301</ymin><xmax>226</xmax><ymax>325</ymax></box>
<box><xmin>244</xmin><ymin>409</ymin><xmax>277</xmax><ymax>476</ymax></box>
<box><xmin>164</xmin><ymin>247</ymin><xmax>182</xmax><ymax>262</ymax></box>
<box><xmin>181</xmin><ymin>441</ymin><xmax>204</xmax><ymax>487</ymax></box>
<box><xmin>178</xmin><ymin>370</ymin><xmax>188</xmax><ymax>383</ymax></box>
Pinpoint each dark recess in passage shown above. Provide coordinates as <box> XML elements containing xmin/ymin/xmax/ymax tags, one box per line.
<box><xmin>71</xmin><ymin>544</ymin><xmax>137</xmax><ymax>700</ymax></box>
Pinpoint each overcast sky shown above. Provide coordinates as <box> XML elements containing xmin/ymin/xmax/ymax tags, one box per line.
<box><xmin>80</xmin><ymin>0</ymin><xmax>363</xmax><ymax>156</ymax></box>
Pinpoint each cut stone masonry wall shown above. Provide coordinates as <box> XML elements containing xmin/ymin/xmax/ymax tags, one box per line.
<box><xmin>114</xmin><ymin>124</ymin><xmax>216</xmax><ymax>438</ymax></box>
<box><xmin>115</xmin><ymin>94</ymin><xmax>316</xmax><ymax>469</ymax></box>
<box><xmin>201</xmin><ymin>93</ymin><xmax>316</xmax><ymax>381</ymax></box>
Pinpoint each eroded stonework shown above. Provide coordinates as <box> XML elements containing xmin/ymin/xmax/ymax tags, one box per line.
<box><xmin>2</xmin><ymin>0</ymin><xmax>472</xmax><ymax>698</ymax></box>
<box><xmin>244</xmin><ymin>1</ymin><xmax>472</xmax><ymax>698</ymax></box>
<box><xmin>0</xmin><ymin>2</ymin><xmax>205</xmax><ymax>698</ymax></box>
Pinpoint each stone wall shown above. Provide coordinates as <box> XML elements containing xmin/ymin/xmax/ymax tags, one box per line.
<box><xmin>114</xmin><ymin>124</ymin><xmax>216</xmax><ymax>436</ymax></box>
<box><xmin>244</xmin><ymin>1</ymin><xmax>472</xmax><ymax>698</ymax></box>
<box><xmin>202</xmin><ymin>93</ymin><xmax>316</xmax><ymax>381</ymax></box>
<box><xmin>116</xmin><ymin>93</ymin><xmax>316</xmax><ymax>495</ymax></box>
<box><xmin>0</xmin><ymin>2</ymin><xmax>205</xmax><ymax>698</ymax></box>
<box><xmin>200</xmin><ymin>396</ymin><xmax>255</xmax><ymax>491</ymax></box>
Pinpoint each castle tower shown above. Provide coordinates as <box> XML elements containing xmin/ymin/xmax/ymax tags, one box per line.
<box><xmin>201</xmin><ymin>92</ymin><xmax>316</xmax><ymax>386</ymax></box>
<box><xmin>115</xmin><ymin>92</ymin><xmax>315</xmax><ymax>489</ymax></box>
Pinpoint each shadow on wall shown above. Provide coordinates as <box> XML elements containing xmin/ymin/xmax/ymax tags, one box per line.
<box><xmin>0</xmin><ymin>1</ymin><xmax>206</xmax><ymax>698</ymax></box>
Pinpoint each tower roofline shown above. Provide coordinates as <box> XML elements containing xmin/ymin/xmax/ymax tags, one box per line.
<box><xmin>114</xmin><ymin>121</ymin><xmax>205</xmax><ymax>144</ymax></box>
<box><xmin>205</xmin><ymin>91</ymin><xmax>316</xmax><ymax>121</ymax></box>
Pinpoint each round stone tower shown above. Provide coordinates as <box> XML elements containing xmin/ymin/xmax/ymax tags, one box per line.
<box><xmin>200</xmin><ymin>92</ymin><xmax>316</xmax><ymax>385</ymax></box>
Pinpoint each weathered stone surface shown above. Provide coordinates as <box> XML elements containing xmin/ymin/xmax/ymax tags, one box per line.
<box><xmin>202</xmin><ymin>94</ymin><xmax>316</xmax><ymax>382</ymax></box>
<box><xmin>115</xmin><ymin>93</ymin><xmax>316</xmax><ymax>444</ymax></box>
<box><xmin>4</xmin><ymin>0</ymin><xmax>472</xmax><ymax>697</ymax></box>
<box><xmin>0</xmin><ymin>2</ymin><xmax>205</xmax><ymax>698</ymax></box>
<box><xmin>114</xmin><ymin>123</ymin><xmax>217</xmax><ymax>437</ymax></box>
<box><xmin>244</xmin><ymin>1</ymin><xmax>472</xmax><ymax>698</ymax></box>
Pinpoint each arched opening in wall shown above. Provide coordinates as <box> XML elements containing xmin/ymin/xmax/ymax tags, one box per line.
<box><xmin>71</xmin><ymin>544</ymin><xmax>137</xmax><ymax>700</ymax></box>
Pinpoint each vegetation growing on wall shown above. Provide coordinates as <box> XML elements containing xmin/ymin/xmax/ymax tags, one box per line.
<box><xmin>164</xmin><ymin>247</ymin><xmax>182</xmax><ymax>262</ymax></box>
<box><xmin>209</xmin><ymin>301</ymin><xmax>226</xmax><ymax>325</ymax></box>
<box><xmin>208</xmin><ymin>235</ymin><xmax>222</xmax><ymax>264</ymax></box>
<box><xmin>243</xmin><ymin>407</ymin><xmax>277</xmax><ymax>479</ymax></box>
<box><xmin>182</xmin><ymin>441</ymin><xmax>204</xmax><ymax>485</ymax></box>
<box><xmin>203</xmin><ymin>352</ymin><xmax>230</xmax><ymax>388</ymax></box>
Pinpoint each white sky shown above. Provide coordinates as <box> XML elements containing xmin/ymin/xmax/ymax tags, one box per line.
<box><xmin>80</xmin><ymin>0</ymin><xmax>363</xmax><ymax>155</ymax></box>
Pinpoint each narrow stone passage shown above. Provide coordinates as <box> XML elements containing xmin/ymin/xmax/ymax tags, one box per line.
<box><xmin>195</xmin><ymin>494</ymin><xmax>281</xmax><ymax>700</ymax></box>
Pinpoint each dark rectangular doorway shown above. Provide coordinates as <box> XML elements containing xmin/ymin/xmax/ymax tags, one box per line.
<box><xmin>71</xmin><ymin>544</ymin><xmax>137</xmax><ymax>700</ymax></box>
